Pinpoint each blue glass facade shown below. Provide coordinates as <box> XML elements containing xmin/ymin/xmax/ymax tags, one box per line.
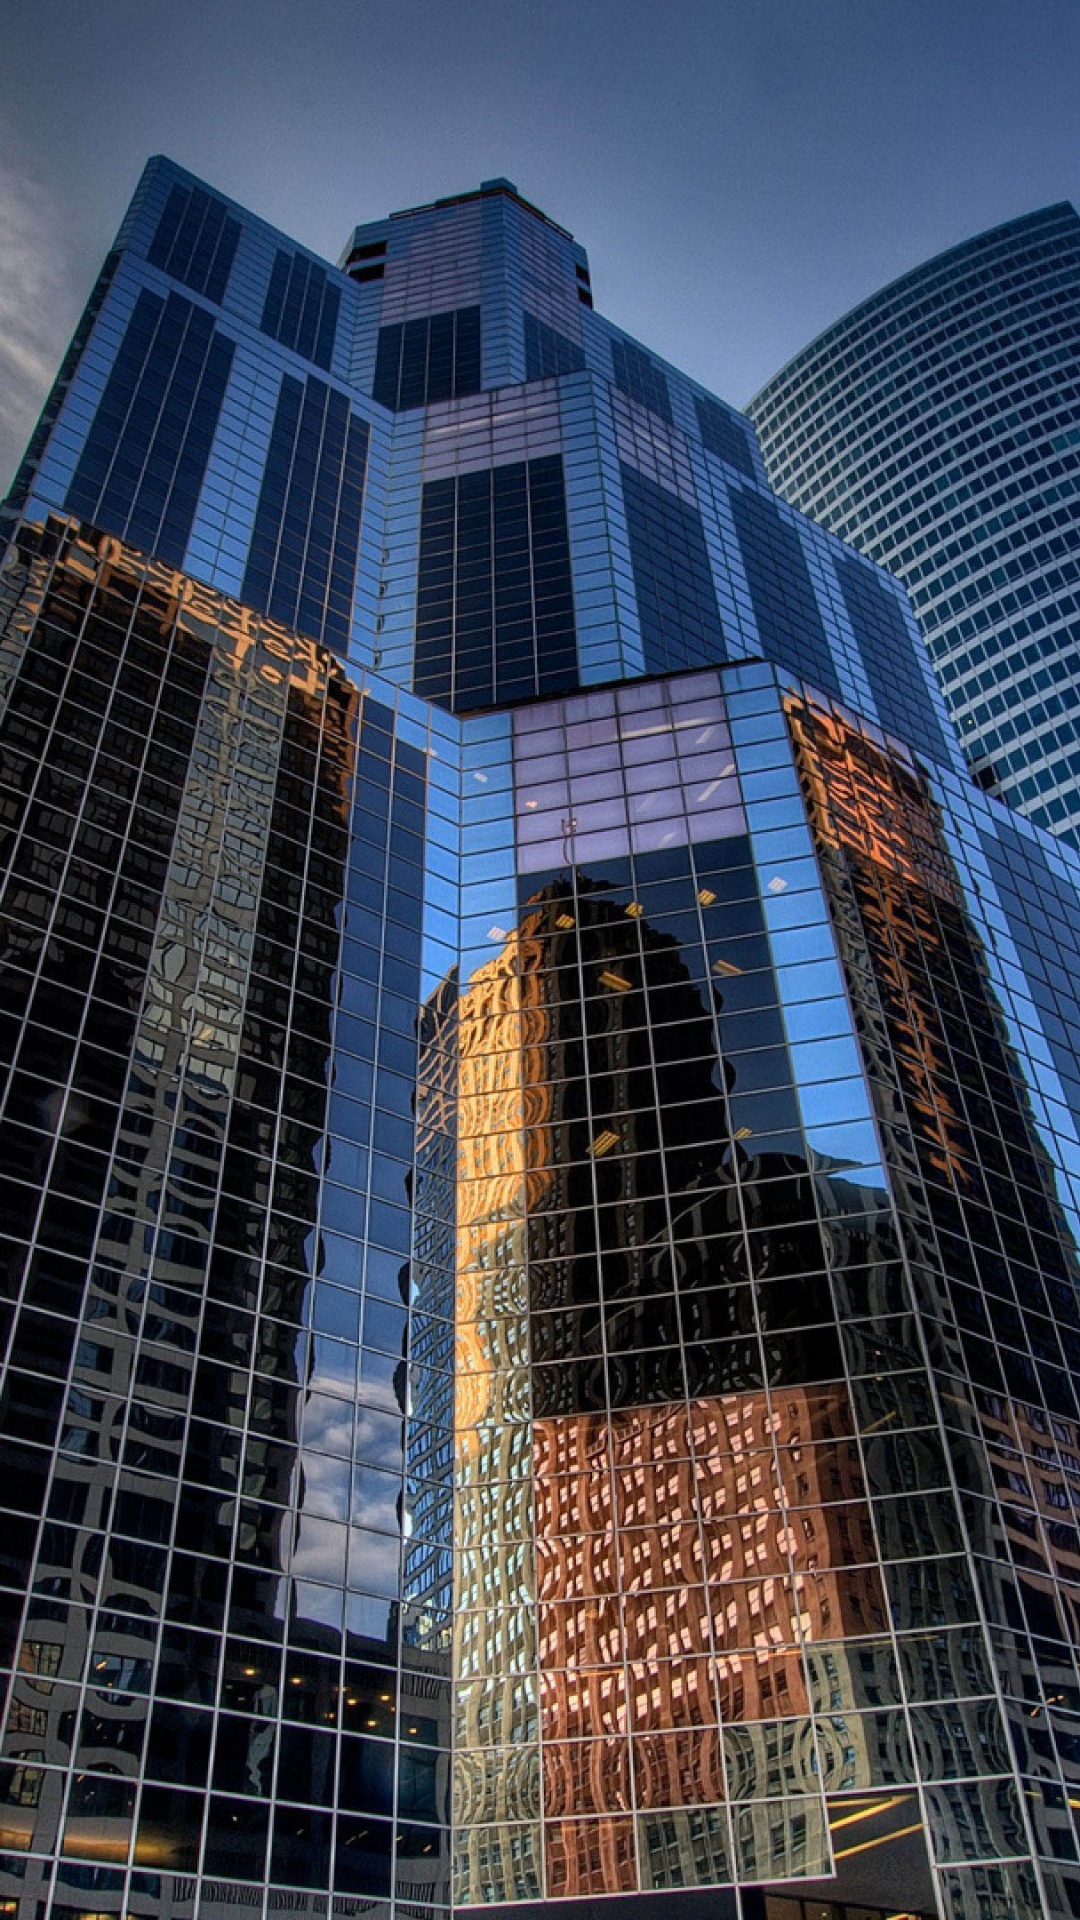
<box><xmin>4</xmin><ymin>159</ymin><xmax>1080</xmax><ymax>1920</ymax></box>
<box><xmin>726</xmin><ymin>486</ymin><xmax>841</xmax><ymax>700</ymax></box>
<box><xmin>241</xmin><ymin>373</ymin><xmax>368</xmax><ymax>653</ymax></box>
<box><xmin>414</xmin><ymin>454</ymin><xmax>577</xmax><ymax>710</ymax></box>
<box><xmin>372</xmin><ymin>309</ymin><xmax>483</xmax><ymax>411</ymax></box>
<box><xmin>146</xmin><ymin>182</ymin><xmax>241</xmax><ymax>306</ymax></box>
<box><xmin>747</xmin><ymin>203</ymin><xmax>1080</xmax><ymax>848</ymax></box>
<box><xmin>621</xmin><ymin>463</ymin><xmax>726</xmax><ymax>673</ymax></box>
<box><xmin>65</xmin><ymin>288</ymin><xmax>234</xmax><ymax>569</ymax></box>
<box><xmin>260</xmin><ymin>249</ymin><xmax>342</xmax><ymax>371</ymax></box>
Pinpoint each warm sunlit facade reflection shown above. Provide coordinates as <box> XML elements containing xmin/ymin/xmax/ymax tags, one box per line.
<box><xmin>443</xmin><ymin>680</ymin><xmax>1080</xmax><ymax>1915</ymax></box>
<box><xmin>453</xmin><ymin>926</ymin><xmax>549</xmax><ymax>1901</ymax></box>
<box><xmin>449</xmin><ymin>796</ymin><xmax>938</xmax><ymax>1906</ymax></box>
<box><xmin>789</xmin><ymin>693</ymin><xmax>1080</xmax><ymax>1891</ymax></box>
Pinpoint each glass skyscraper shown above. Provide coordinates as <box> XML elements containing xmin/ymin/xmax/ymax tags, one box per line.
<box><xmin>746</xmin><ymin>203</ymin><xmax>1080</xmax><ymax>850</ymax></box>
<box><xmin>4</xmin><ymin>159</ymin><xmax>1080</xmax><ymax>1920</ymax></box>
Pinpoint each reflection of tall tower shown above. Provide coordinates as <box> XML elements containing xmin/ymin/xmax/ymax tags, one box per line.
<box><xmin>0</xmin><ymin>525</ymin><xmax>363</xmax><ymax>1887</ymax></box>
<box><xmin>521</xmin><ymin>876</ymin><xmax>740</xmax><ymax>1409</ymax></box>
<box><xmin>451</xmin><ymin>861</ymin><xmax>925</xmax><ymax>1905</ymax></box>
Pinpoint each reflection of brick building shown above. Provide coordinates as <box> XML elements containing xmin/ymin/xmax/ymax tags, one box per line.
<box><xmin>534</xmin><ymin>1387</ymin><xmax>885</xmax><ymax>1895</ymax></box>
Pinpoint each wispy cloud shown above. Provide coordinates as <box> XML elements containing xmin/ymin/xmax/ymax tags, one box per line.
<box><xmin>0</xmin><ymin>150</ymin><xmax>82</xmax><ymax>495</ymax></box>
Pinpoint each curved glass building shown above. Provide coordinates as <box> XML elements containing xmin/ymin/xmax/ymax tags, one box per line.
<box><xmin>748</xmin><ymin>203</ymin><xmax>1080</xmax><ymax>848</ymax></box>
<box><xmin>6</xmin><ymin>159</ymin><xmax>1080</xmax><ymax>1920</ymax></box>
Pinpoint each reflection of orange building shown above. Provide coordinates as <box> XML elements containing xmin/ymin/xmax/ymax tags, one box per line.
<box><xmin>452</xmin><ymin>921</ymin><xmax>551</xmax><ymax>1902</ymax></box>
<box><xmin>787</xmin><ymin>692</ymin><xmax>970</xmax><ymax>1191</ymax></box>
<box><xmin>454</xmin><ymin>915</ymin><xmax>548</xmax><ymax>1467</ymax></box>
<box><xmin>534</xmin><ymin>1386</ymin><xmax>886</xmax><ymax>1896</ymax></box>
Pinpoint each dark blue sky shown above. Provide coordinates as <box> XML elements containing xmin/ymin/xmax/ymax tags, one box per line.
<box><xmin>2</xmin><ymin>0</ymin><xmax>1078</xmax><ymax>487</ymax></box>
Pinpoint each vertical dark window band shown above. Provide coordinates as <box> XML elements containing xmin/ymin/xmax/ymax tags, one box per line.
<box><xmin>695</xmin><ymin>396</ymin><xmax>757</xmax><ymax>479</ymax></box>
<box><xmin>621</xmin><ymin>464</ymin><xmax>726</xmax><ymax>675</ymax></box>
<box><xmin>453</xmin><ymin>305</ymin><xmax>482</xmax><ymax>399</ymax></box>
<box><xmin>147</xmin><ymin>183</ymin><xmax>241</xmax><ymax>306</ymax></box>
<box><xmin>260</xmin><ymin>250</ymin><xmax>342</xmax><ymax>372</ymax></box>
<box><xmin>414</xmin><ymin>474</ymin><xmax>456</xmax><ymax>706</ymax></box>
<box><xmin>65</xmin><ymin>289</ymin><xmax>234</xmax><ymax>569</ymax></box>
<box><xmin>414</xmin><ymin>453</ymin><xmax>577</xmax><ymax>712</ymax></box>
<box><xmin>372</xmin><ymin>308</ymin><xmax>483</xmax><ymax>412</ymax></box>
<box><xmin>835</xmin><ymin>551</ymin><xmax>950</xmax><ymax>760</ymax></box>
<box><xmin>728</xmin><ymin>485</ymin><xmax>842</xmax><ymax>698</ymax></box>
<box><xmin>612</xmin><ymin>339</ymin><xmax>672</xmax><ymax>422</ymax></box>
<box><xmin>984</xmin><ymin>817</ymin><xmax>1080</xmax><ymax>1146</ymax></box>
<box><xmin>524</xmin><ymin>313</ymin><xmax>586</xmax><ymax>381</ymax></box>
<box><xmin>372</xmin><ymin>324</ymin><xmax>404</xmax><ymax>412</ymax></box>
<box><xmin>242</xmin><ymin>374</ymin><xmax>368</xmax><ymax>653</ymax></box>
